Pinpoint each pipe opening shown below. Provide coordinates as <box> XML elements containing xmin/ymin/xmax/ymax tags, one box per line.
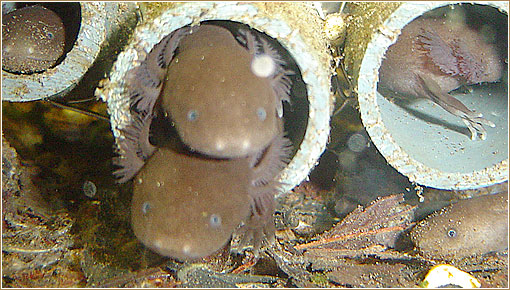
<box><xmin>376</xmin><ymin>3</ymin><xmax>507</xmax><ymax>174</ymax></box>
<box><xmin>2</xmin><ymin>2</ymin><xmax>81</xmax><ymax>75</ymax></box>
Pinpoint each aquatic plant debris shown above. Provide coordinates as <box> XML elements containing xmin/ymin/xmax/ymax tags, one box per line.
<box><xmin>295</xmin><ymin>193</ymin><xmax>416</xmax><ymax>251</ymax></box>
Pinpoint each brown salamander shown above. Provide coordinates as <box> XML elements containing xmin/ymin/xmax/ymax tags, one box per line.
<box><xmin>115</xmin><ymin>23</ymin><xmax>295</xmax><ymax>259</ymax></box>
<box><xmin>2</xmin><ymin>5</ymin><xmax>65</xmax><ymax>73</ymax></box>
<box><xmin>410</xmin><ymin>192</ymin><xmax>508</xmax><ymax>261</ymax></box>
<box><xmin>118</xmin><ymin>113</ymin><xmax>291</xmax><ymax>260</ymax></box>
<box><xmin>126</xmin><ymin>24</ymin><xmax>292</xmax><ymax>158</ymax></box>
<box><xmin>378</xmin><ymin>16</ymin><xmax>503</xmax><ymax>140</ymax></box>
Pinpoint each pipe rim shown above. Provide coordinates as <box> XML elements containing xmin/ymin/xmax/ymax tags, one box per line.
<box><xmin>102</xmin><ymin>2</ymin><xmax>332</xmax><ymax>193</ymax></box>
<box><xmin>358</xmin><ymin>1</ymin><xmax>508</xmax><ymax>190</ymax></box>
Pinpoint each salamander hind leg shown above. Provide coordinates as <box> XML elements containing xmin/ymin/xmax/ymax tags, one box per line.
<box><xmin>417</xmin><ymin>73</ymin><xmax>495</xmax><ymax>140</ymax></box>
<box><xmin>234</xmin><ymin>186</ymin><xmax>277</xmax><ymax>256</ymax></box>
<box><xmin>234</xmin><ymin>134</ymin><xmax>292</xmax><ymax>255</ymax></box>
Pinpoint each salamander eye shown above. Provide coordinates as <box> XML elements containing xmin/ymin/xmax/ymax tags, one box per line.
<box><xmin>446</xmin><ymin>228</ymin><xmax>457</xmax><ymax>238</ymax></box>
<box><xmin>142</xmin><ymin>202</ymin><xmax>151</xmax><ymax>214</ymax></box>
<box><xmin>187</xmin><ymin>109</ymin><xmax>198</xmax><ymax>121</ymax></box>
<box><xmin>209</xmin><ymin>214</ymin><xmax>222</xmax><ymax>228</ymax></box>
<box><xmin>256</xmin><ymin>107</ymin><xmax>267</xmax><ymax>121</ymax></box>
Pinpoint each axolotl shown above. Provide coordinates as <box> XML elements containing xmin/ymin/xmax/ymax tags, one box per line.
<box><xmin>410</xmin><ymin>192</ymin><xmax>508</xmax><ymax>261</ymax></box>
<box><xmin>114</xmin><ymin>23</ymin><xmax>294</xmax><ymax>259</ymax></box>
<box><xmin>116</xmin><ymin>113</ymin><xmax>291</xmax><ymax>260</ymax></box>
<box><xmin>2</xmin><ymin>5</ymin><xmax>65</xmax><ymax>73</ymax></box>
<box><xmin>126</xmin><ymin>24</ymin><xmax>293</xmax><ymax>158</ymax></box>
<box><xmin>378</xmin><ymin>16</ymin><xmax>504</xmax><ymax>140</ymax></box>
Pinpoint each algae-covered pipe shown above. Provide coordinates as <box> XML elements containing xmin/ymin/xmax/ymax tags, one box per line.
<box><xmin>2</xmin><ymin>2</ymin><xmax>138</xmax><ymax>102</ymax></box>
<box><xmin>97</xmin><ymin>2</ymin><xmax>334</xmax><ymax>194</ymax></box>
<box><xmin>343</xmin><ymin>2</ymin><xmax>508</xmax><ymax>190</ymax></box>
